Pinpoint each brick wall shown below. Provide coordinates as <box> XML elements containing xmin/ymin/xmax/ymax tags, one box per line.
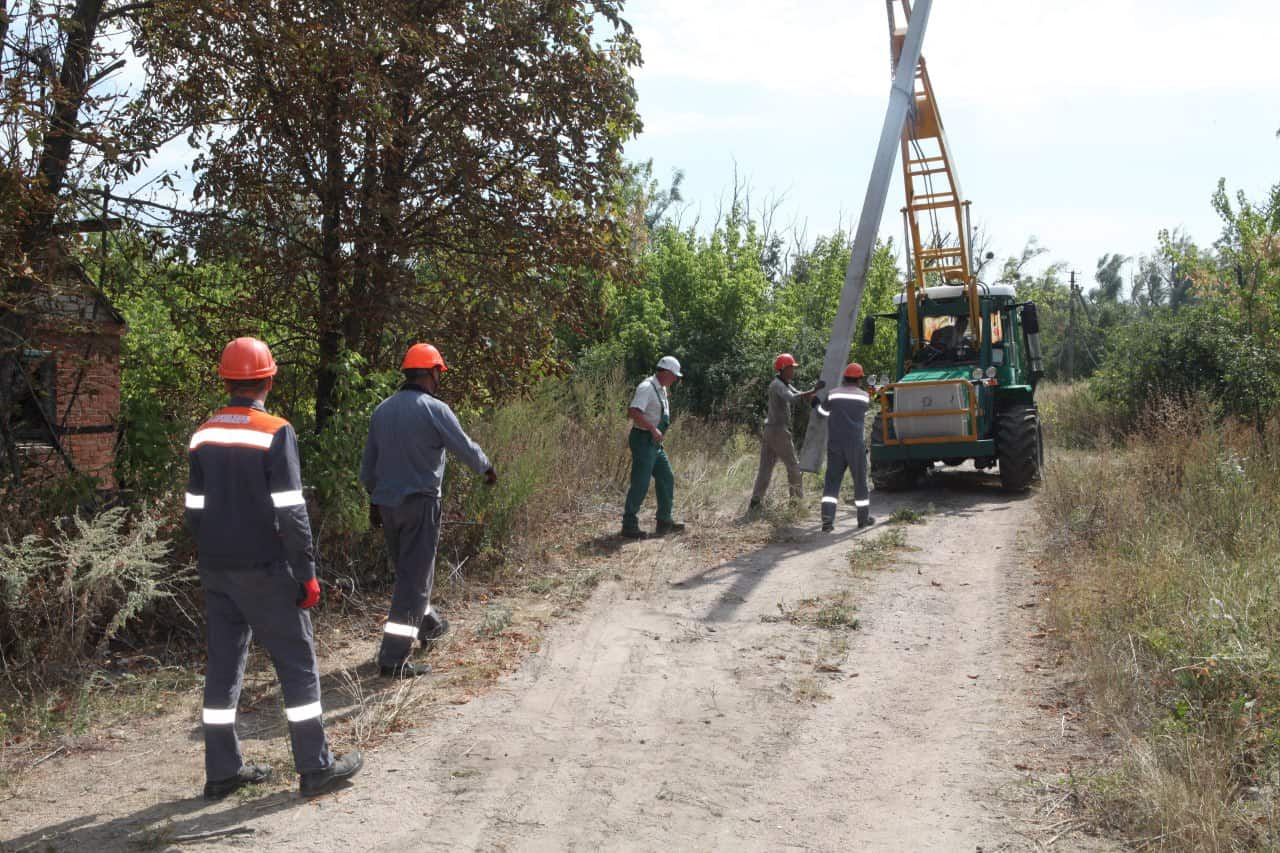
<box><xmin>31</xmin><ymin>322</ymin><xmax>124</xmax><ymax>489</ymax></box>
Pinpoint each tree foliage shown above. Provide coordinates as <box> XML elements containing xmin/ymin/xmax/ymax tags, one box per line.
<box><xmin>138</xmin><ymin>0</ymin><xmax>643</xmax><ymax>426</ymax></box>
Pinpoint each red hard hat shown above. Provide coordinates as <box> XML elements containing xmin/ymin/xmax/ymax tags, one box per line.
<box><xmin>843</xmin><ymin>362</ymin><xmax>865</xmax><ymax>379</ymax></box>
<box><xmin>402</xmin><ymin>343</ymin><xmax>447</xmax><ymax>371</ymax></box>
<box><xmin>773</xmin><ymin>353</ymin><xmax>798</xmax><ymax>372</ymax></box>
<box><xmin>218</xmin><ymin>337</ymin><xmax>277</xmax><ymax>380</ymax></box>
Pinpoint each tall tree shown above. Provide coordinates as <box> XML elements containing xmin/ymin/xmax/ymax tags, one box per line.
<box><xmin>139</xmin><ymin>0</ymin><xmax>642</xmax><ymax>427</ymax></box>
<box><xmin>1092</xmin><ymin>252</ymin><xmax>1129</xmax><ymax>303</ymax></box>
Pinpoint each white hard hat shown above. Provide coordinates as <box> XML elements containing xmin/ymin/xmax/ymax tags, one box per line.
<box><xmin>657</xmin><ymin>355</ymin><xmax>683</xmax><ymax>378</ymax></box>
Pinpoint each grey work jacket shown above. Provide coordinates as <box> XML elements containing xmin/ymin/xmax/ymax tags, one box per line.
<box><xmin>765</xmin><ymin>376</ymin><xmax>805</xmax><ymax>429</ymax></box>
<box><xmin>361</xmin><ymin>387</ymin><xmax>491</xmax><ymax>507</ymax></box>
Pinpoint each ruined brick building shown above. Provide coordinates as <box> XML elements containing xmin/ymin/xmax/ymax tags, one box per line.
<box><xmin>8</xmin><ymin>252</ymin><xmax>124</xmax><ymax>489</ymax></box>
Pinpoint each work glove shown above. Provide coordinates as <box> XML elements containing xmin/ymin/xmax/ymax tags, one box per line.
<box><xmin>368</xmin><ymin>503</ymin><xmax>382</xmax><ymax>529</ymax></box>
<box><xmin>810</xmin><ymin>396</ymin><xmax>821</xmax><ymax>409</ymax></box>
<box><xmin>297</xmin><ymin>578</ymin><xmax>321</xmax><ymax>610</ymax></box>
<box><xmin>484</xmin><ymin>467</ymin><xmax>498</xmax><ymax>485</ymax></box>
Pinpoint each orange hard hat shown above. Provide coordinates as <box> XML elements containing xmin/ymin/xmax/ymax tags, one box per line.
<box><xmin>773</xmin><ymin>353</ymin><xmax>798</xmax><ymax>372</ymax></box>
<box><xmin>219</xmin><ymin>337</ymin><xmax>277</xmax><ymax>380</ymax></box>
<box><xmin>402</xmin><ymin>343</ymin><xmax>447</xmax><ymax>371</ymax></box>
<box><xmin>843</xmin><ymin>362</ymin><xmax>865</xmax><ymax>379</ymax></box>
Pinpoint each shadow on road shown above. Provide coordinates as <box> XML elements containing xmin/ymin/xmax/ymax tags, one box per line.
<box><xmin>3</xmin><ymin>786</ymin><xmax>304</xmax><ymax>852</ymax></box>
<box><xmin>669</xmin><ymin>466</ymin><xmax>1036</xmax><ymax>624</ymax></box>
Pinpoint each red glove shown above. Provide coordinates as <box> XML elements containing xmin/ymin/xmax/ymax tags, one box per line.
<box><xmin>297</xmin><ymin>578</ymin><xmax>321</xmax><ymax>609</ymax></box>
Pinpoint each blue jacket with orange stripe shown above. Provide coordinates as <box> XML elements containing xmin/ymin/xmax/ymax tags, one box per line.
<box><xmin>185</xmin><ymin>397</ymin><xmax>316</xmax><ymax>581</ymax></box>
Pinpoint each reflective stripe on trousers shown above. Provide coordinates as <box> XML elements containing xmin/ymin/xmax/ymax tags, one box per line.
<box><xmin>200</xmin><ymin>563</ymin><xmax>332</xmax><ymax>780</ymax></box>
<box><xmin>821</xmin><ymin>443</ymin><xmax>869</xmax><ymax>525</ymax></box>
<box><xmin>377</xmin><ymin>494</ymin><xmax>443</xmax><ymax>667</ymax></box>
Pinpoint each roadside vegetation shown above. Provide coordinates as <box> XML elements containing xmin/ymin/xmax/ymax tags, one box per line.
<box><xmin>3</xmin><ymin>0</ymin><xmax>1280</xmax><ymax>841</ymax></box>
<box><xmin>1041</xmin><ymin>383</ymin><xmax>1280</xmax><ymax>849</ymax></box>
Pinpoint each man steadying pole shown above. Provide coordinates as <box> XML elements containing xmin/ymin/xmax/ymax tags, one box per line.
<box><xmin>749</xmin><ymin>353</ymin><xmax>822</xmax><ymax>510</ymax></box>
<box><xmin>811</xmin><ymin>363</ymin><xmax>876</xmax><ymax>532</ymax></box>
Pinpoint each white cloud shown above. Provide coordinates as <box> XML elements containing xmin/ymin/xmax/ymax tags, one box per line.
<box><xmin>628</xmin><ymin>1</ymin><xmax>1280</xmax><ymax>102</ymax></box>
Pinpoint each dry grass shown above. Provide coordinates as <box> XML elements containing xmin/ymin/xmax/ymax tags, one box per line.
<box><xmin>1038</xmin><ymin>383</ymin><xmax>1280</xmax><ymax>850</ymax></box>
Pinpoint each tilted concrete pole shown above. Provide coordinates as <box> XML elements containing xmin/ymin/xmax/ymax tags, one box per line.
<box><xmin>798</xmin><ymin>0</ymin><xmax>932</xmax><ymax>472</ymax></box>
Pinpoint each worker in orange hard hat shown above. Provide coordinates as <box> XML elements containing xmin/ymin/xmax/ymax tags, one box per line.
<box><xmin>187</xmin><ymin>337</ymin><xmax>362</xmax><ymax>800</ymax></box>
<box><xmin>361</xmin><ymin>342</ymin><xmax>496</xmax><ymax>678</ymax></box>
<box><xmin>811</xmin><ymin>362</ymin><xmax>875</xmax><ymax>531</ymax></box>
<box><xmin>748</xmin><ymin>353</ymin><xmax>824</xmax><ymax>511</ymax></box>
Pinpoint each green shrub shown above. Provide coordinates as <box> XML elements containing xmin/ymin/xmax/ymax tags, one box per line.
<box><xmin>1090</xmin><ymin>305</ymin><xmax>1280</xmax><ymax>432</ymax></box>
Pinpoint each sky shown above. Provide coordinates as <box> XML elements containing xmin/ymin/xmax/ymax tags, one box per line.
<box><xmin>621</xmin><ymin>0</ymin><xmax>1280</xmax><ymax>287</ymax></box>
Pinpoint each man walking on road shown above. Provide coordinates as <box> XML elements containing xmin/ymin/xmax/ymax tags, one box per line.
<box><xmin>812</xmin><ymin>362</ymin><xmax>875</xmax><ymax>532</ymax></box>
<box><xmin>362</xmin><ymin>343</ymin><xmax>496</xmax><ymax>679</ymax></box>
<box><xmin>621</xmin><ymin>356</ymin><xmax>686</xmax><ymax>540</ymax></box>
<box><xmin>749</xmin><ymin>353</ymin><xmax>822</xmax><ymax>510</ymax></box>
<box><xmin>186</xmin><ymin>337</ymin><xmax>362</xmax><ymax>800</ymax></box>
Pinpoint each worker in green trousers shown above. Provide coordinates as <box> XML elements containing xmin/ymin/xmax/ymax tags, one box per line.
<box><xmin>621</xmin><ymin>356</ymin><xmax>687</xmax><ymax>540</ymax></box>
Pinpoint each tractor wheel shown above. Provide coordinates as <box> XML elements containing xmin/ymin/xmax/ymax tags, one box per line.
<box><xmin>996</xmin><ymin>405</ymin><xmax>1043</xmax><ymax>491</ymax></box>
<box><xmin>869</xmin><ymin>413</ymin><xmax>924</xmax><ymax>491</ymax></box>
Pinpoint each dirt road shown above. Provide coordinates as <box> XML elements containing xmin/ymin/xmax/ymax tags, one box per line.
<box><xmin>2</xmin><ymin>472</ymin><xmax>1100</xmax><ymax>851</ymax></box>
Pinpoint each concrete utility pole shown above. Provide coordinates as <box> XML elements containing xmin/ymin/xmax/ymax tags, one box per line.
<box><xmin>799</xmin><ymin>0</ymin><xmax>933</xmax><ymax>472</ymax></box>
<box><xmin>1066</xmin><ymin>270</ymin><xmax>1077</xmax><ymax>382</ymax></box>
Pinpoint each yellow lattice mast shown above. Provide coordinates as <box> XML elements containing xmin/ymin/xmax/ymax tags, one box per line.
<box><xmin>888</xmin><ymin>0</ymin><xmax>980</xmax><ymax>355</ymax></box>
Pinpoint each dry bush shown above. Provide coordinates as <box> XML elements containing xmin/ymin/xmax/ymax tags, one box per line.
<box><xmin>0</xmin><ymin>506</ymin><xmax>176</xmax><ymax>687</ymax></box>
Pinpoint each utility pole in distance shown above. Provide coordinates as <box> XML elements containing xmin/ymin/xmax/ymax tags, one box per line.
<box><xmin>1066</xmin><ymin>270</ymin><xmax>1077</xmax><ymax>382</ymax></box>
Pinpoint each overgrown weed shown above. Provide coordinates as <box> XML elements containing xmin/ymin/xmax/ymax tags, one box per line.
<box><xmin>1040</xmin><ymin>383</ymin><xmax>1280</xmax><ymax>848</ymax></box>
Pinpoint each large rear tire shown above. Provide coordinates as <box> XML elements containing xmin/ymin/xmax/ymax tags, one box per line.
<box><xmin>996</xmin><ymin>405</ymin><xmax>1043</xmax><ymax>491</ymax></box>
<box><xmin>869</xmin><ymin>412</ymin><xmax>926</xmax><ymax>491</ymax></box>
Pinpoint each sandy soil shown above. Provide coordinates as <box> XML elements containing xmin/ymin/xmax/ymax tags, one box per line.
<box><xmin>0</xmin><ymin>469</ymin><xmax>1111</xmax><ymax>852</ymax></box>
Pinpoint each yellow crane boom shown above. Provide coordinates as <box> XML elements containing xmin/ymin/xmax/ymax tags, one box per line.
<box><xmin>887</xmin><ymin>0</ymin><xmax>981</xmax><ymax>355</ymax></box>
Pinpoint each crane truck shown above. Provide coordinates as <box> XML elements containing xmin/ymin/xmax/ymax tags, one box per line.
<box><xmin>861</xmin><ymin>0</ymin><xmax>1046</xmax><ymax>491</ymax></box>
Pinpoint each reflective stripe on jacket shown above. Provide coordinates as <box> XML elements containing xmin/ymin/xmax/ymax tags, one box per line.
<box><xmin>185</xmin><ymin>397</ymin><xmax>316</xmax><ymax>580</ymax></box>
<box><xmin>815</xmin><ymin>384</ymin><xmax>871</xmax><ymax>446</ymax></box>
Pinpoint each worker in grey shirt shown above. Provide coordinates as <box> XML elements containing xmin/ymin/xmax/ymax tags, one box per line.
<box><xmin>749</xmin><ymin>353</ymin><xmax>822</xmax><ymax>509</ymax></box>
<box><xmin>361</xmin><ymin>343</ymin><xmax>496</xmax><ymax>678</ymax></box>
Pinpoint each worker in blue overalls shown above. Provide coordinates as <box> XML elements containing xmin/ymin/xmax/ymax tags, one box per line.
<box><xmin>811</xmin><ymin>362</ymin><xmax>876</xmax><ymax>532</ymax></box>
<box><xmin>187</xmin><ymin>337</ymin><xmax>362</xmax><ymax>799</ymax></box>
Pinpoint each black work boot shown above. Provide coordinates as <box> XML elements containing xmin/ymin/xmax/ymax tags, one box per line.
<box><xmin>620</xmin><ymin>526</ymin><xmax>648</xmax><ymax>540</ymax></box>
<box><xmin>380</xmin><ymin>660</ymin><xmax>431</xmax><ymax>679</ymax></box>
<box><xmin>655</xmin><ymin>519</ymin><xmax>686</xmax><ymax>536</ymax></box>
<box><xmin>821</xmin><ymin>520</ymin><xmax>834</xmax><ymax>533</ymax></box>
<box><xmin>857</xmin><ymin>512</ymin><xmax>876</xmax><ymax>529</ymax></box>
<box><xmin>299</xmin><ymin>751</ymin><xmax>364</xmax><ymax>798</ymax></box>
<box><xmin>204</xmin><ymin>763</ymin><xmax>272</xmax><ymax>801</ymax></box>
<box><xmin>418</xmin><ymin>608</ymin><xmax>450</xmax><ymax>646</ymax></box>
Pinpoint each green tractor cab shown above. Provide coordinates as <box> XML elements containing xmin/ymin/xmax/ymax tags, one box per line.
<box><xmin>861</xmin><ymin>283</ymin><xmax>1044</xmax><ymax>492</ymax></box>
